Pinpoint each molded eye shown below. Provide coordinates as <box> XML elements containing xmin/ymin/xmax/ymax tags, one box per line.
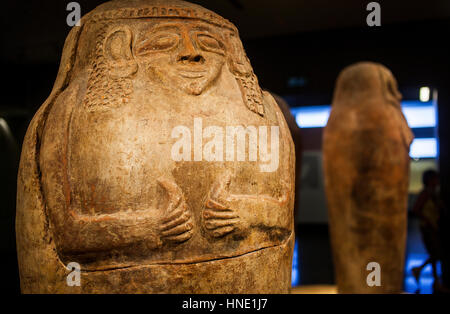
<box><xmin>136</xmin><ymin>33</ymin><xmax>179</xmax><ymax>55</ymax></box>
<box><xmin>196</xmin><ymin>34</ymin><xmax>225</xmax><ymax>55</ymax></box>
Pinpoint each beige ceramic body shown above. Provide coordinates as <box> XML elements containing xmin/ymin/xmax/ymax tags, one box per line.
<box><xmin>16</xmin><ymin>0</ymin><xmax>295</xmax><ymax>293</ymax></box>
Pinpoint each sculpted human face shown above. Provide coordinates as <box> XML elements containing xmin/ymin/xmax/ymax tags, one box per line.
<box><xmin>134</xmin><ymin>20</ymin><xmax>226</xmax><ymax>95</ymax></box>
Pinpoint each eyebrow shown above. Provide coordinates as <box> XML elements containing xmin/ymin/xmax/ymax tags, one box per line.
<box><xmin>192</xmin><ymin>25</ymin><xmax>214</xmax><ymax>32</ymax></box>
<box><xmin>138</xmin><ymin>21</ymin><xmax>222</xmax><ymax>45</ymax></box>
<box><xmin>191</xmin><ymin>22</ymin><xmax>225</xmax><ymax>37</ymax></box>
<box><xmin>136</xmin><ymin>23</ymin><xmax>182</xmax><ymax>48</ymax></box>
<box><xmin>148</xmin><ymin>23</ymin><xmax>182</xmax><ymax>33</ymax></box>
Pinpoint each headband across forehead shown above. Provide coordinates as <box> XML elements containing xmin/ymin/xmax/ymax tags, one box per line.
<box><xmin>86</xmin><ymin>5</ymin><xmax>238</xmax><ymax>33</ymax></box>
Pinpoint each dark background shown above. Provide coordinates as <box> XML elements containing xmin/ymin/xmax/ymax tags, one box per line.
<box><xmin>1</xmin><ymin>0</ymin><xmax>449</xmax><ymax>293</ymax></box>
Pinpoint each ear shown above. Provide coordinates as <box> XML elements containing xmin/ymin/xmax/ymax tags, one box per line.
<box><xmin>103</xmin><ymin>26</ymin><xmax>138</xmax><ymax>79</ymax></box>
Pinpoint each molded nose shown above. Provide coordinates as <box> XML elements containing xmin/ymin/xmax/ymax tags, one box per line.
<box><xmin>177</xmin><ymin>32</ymin><xmax>205</xmax><ymax>64</ymax></box>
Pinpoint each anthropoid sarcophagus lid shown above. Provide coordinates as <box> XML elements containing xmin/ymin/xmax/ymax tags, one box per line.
<box><xmin>323</xmin><ymin>62</ymin><xmax>414</xmax><ymax>293</ymax></box>
<box><xmin>16</xmin><ymin>0</ymin><xmax>295</xmax><ymax>293</ymax></box>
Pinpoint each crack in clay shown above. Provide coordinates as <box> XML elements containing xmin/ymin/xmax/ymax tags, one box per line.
<box><xmin>80</xmin><ymin>242</ymin><xmax>283</xmax><ymax>273</ymax></box>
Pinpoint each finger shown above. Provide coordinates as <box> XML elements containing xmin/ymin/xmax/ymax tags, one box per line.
<box><xmin>211</xmin><ymin>226</ymin><xmax>235</xmax><ymax>238</ymax></box>
<box><xmin>161</xmin><ymin>221</ymin><xmax>193</xmax><ymax>237</ymax></box>
<box><xmin>157</xmin><ymin>178</ymin><xmax>182</xmax><ymax>210</ymax></box>
<box><xmin>161</xmin><ymin>204</ymin><xmax>186</xmax><ymax>224</ymax></box>
<box><xmin>164</xmin><ymin>229</ymin><xmax>194</xmax><ymax>243</ymax></box>
<box><xmin>205</xmin><ymin>218</ymin><xmax>239</xmax><ymax>230</ymax></box>
<box><xmin>160</xmin><ymin>211</ymin><xmax>190</xmax><ymax>231</ymax></box>
<box><xmin>205</xmin><ymin>199</ymin><xmax>229</xmax><ymax>210</ymax></box>
<box><xmin>203</xmin><ymin>209</ymin><xmax>237</xmax><ymax>220</ymax></box>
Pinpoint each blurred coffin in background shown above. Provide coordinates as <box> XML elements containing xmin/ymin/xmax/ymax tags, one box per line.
<box><xmin>323</xmin><ymin>62</ymin><xmax>413</xmax><ymax>293</ymax></box>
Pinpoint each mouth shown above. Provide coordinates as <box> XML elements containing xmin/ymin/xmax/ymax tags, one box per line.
<box><xmin>178</xmin><ymin>70</ymin><xmax>207</xmax><ymax>79</ymax></box>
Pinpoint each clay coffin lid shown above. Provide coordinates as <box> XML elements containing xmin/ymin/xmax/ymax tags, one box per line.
<box><xmin>82</xmin><ymin>0</ymin><xmax>238</xmax><ymax>32</ymax></box>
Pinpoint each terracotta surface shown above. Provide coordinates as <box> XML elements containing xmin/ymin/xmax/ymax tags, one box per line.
<box><xmin>323</xmin><ymin>62</ymin><xmax>413</xmax><ymax>293</ymax></box>
<box><xmin>291</xmin><ymin>285</ymin><xmax>337</xmax><ymax>294</ymax></box>
<box><xmin>270</xmin><ymin>93</ymin><xmax>302</xmax><ymax>231</ymax></box>
<box><xmin>16</xmin><ymin>0</ymin><xmax>295</xmax><ymax>293</ymax></box>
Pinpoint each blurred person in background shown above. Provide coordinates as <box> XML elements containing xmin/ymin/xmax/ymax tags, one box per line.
<box><xmin>412</xmin><ymin>169</ymin><xmax>447</xmax><ymax>292</ymax></box>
